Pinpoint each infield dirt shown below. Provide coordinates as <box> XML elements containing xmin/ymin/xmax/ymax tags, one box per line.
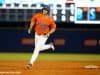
<box><xmin>0</xmin><ymin>61</ymin><xmax>99</xmax><ymax>75</ymax></box>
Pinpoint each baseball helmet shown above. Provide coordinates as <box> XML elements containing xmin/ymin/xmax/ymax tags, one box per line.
<box><xmin>42</xmin><ymin>5</ymin><xmax>50</xmax><ymax>12</ymax></box>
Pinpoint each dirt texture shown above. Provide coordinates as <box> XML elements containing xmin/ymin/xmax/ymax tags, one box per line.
<box><xmin>0</xmin><ymin>61</ymin><xmax>100</xmax><ymax>75</ymax></box>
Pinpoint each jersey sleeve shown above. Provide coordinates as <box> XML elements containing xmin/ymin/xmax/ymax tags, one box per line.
<box><xmin>50</xmin><ymin>17</ymin><xmax>56</xmax><ymax>30</ymax></box>
<box><xmin>31</xmin><ymin>13</ymin><xmax>38</xmax><ymax>23</ymax></box>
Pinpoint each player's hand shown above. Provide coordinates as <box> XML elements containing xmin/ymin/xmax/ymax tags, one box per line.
<box><xmin>28</xmin><ymin>29</ymin><xmax>31</xmax><ymax>34</ymax></box>
<box><xmin>45</xmin><ymin>33</ymin><xmax>50</xmax><ymax>37</ymax></box>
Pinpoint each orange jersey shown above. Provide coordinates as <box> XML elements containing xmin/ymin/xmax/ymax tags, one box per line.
<box><xmin>31</xmin><ymin>13</ymin><xmax>56</xmax><ymax>35</ymax></box>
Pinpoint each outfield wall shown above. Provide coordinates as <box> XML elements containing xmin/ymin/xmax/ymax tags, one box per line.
<box><xmin>0</xmin><ymin>28</ymin><xmax>100</xmax><ymax>53</ymax></box>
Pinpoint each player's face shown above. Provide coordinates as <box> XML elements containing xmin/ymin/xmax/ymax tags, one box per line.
<box><xmin>42</xmin><ymin>9</ymin><xmax>48</xmax><ymax>15</ymax></box>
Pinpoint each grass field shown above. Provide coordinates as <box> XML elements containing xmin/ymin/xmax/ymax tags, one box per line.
<box><xmin>0</xmin><ymin>53</ymin><xmax>100</xmax><ymax>75</ymax></box>
<box><xmin>0</xmin><ymin>52</ymin><xmax>100</xmax><ymax>61</ymax></box>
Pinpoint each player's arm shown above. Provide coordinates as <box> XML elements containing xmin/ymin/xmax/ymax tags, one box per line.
<box><xmin>28</xmin><ymin>14</ymin><xmax>36</xmax><ymax>34</ymax></box>
<box><xmin>48</xmin><ymin>27</ymin><xmax>56</xmax><ymax>35</ymax></box>
<box><xmin>47</xmin><ymin>18</ymin><xmax>56</xmax><ymax>35</ymax></box>
<box><xmin>28</xmin><ymin>22</ymin><xmax>35</xmax><ymax>34</ymax></box>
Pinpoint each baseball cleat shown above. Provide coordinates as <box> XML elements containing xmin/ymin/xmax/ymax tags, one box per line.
<box><xmin>50</xmin><ymin>43</ymin><xmax>55</xmax><ymax>51</ymax></box>
<box><xmin>25</xmin><ymin>63</ymin><xmax>32</xmax><ymax>70</ymax></box>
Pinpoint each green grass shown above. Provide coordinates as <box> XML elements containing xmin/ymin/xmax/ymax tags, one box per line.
<box><xmin>0</xmin><ymin>53</ymin><xmax>100</xmax><ymax>61</ymax></box>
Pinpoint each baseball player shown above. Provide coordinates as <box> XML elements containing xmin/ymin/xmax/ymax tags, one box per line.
<box><xmin>26</xmin><ymin>6</ymin><xmax>56</xmax><ymax>69</ymax></box>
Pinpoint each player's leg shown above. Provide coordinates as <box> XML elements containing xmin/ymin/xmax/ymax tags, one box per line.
<box><xmin>28</xmin><ymin>34</ymin><xmax>51</xmax><ymax>64</ymax></box>
<box><xmin>40</xmin><ymin>43</ymin><xmax>55</xmax><ymax>51</ymax></box>
<box><xmin>39</xmin><ymin>35</ymin><xmax>55</xmax><ymax>51</ymax></box>
<box><xmin>29</xmin><ymin>47</ymin><xmax>40</xmax><ymax>65</ymax></box>
<box><xmin>27</xmin><ymin>34</ymin><xmax>51</xmax><ymax>66</ymax></box>
<box><xmin>26</xmin><ymin>47</ymin><xmax>40</xmax><ymax>69</ymax></box>
<box><xmin>26</xmin><ymin>34</ymin><xmax>54</xmax><ymax>69</ymax></box>
<box><xmin>29</xmin><ymin>34</ymin><xmax>53</xmax><ymax>66</ymax></box>
<box><xmin>26</xmin><ymin>33</ymin><xmax>40</xmax><ymax>69</ymax></box>
<box><xmin>29</xmin><ymin>33</ymin><xmax>40</xmax><ymax>64</ymax></box>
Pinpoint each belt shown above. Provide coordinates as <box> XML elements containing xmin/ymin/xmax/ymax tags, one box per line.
<box><xmin>36</xmin><ymin>33</ymin><xmax>47</xmax><ymax>35</ymax></box>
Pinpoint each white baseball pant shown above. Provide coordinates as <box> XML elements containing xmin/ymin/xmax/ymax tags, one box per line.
<box><xmin>29</xmin><ymin>33</ymin><xmax>51</xmax><ymax>65</ymax></box>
